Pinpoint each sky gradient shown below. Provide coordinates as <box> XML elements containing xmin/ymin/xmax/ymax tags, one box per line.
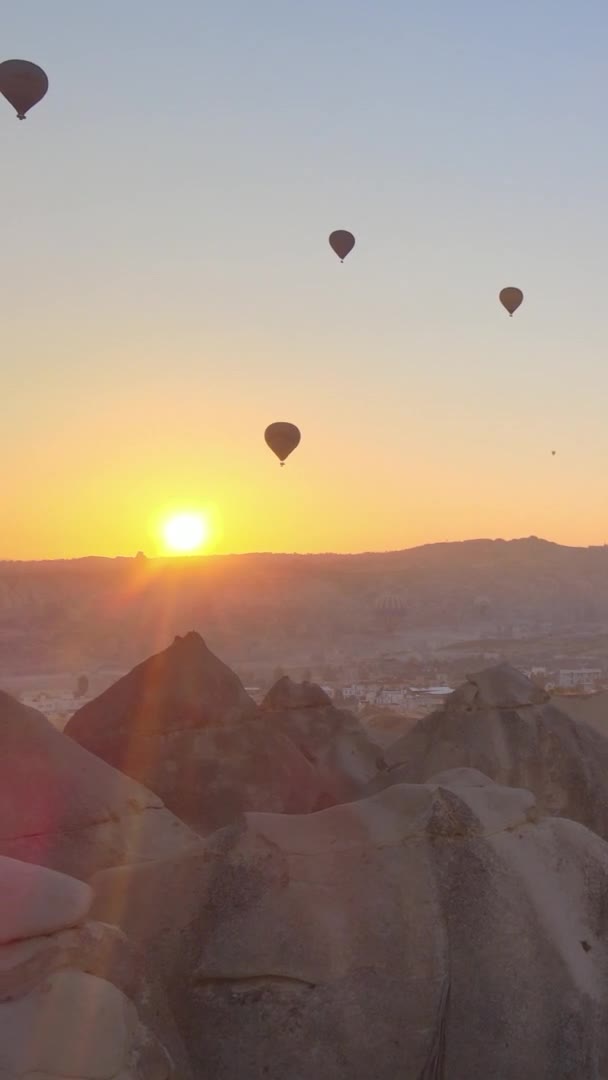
<box><xmin>3</xmin><ymin>1</ymin><xmax>608</xmax><ymax>558</ymax></box>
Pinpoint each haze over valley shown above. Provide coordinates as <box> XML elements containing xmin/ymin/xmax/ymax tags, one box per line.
<box><xmin>6</xmin><ymin>536</ymin><xmax>608</xmax><ymax>737</ymax></box>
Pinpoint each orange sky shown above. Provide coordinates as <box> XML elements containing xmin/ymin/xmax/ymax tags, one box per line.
<box><xmin>2</xmin><ymin>375</ymin><xmax>607</xmax><ymax>558</ymax></box>
<box><xmin>4</xmin><ymin>3</ymin><xmax>608</xmax><ymax>559</ymax></box>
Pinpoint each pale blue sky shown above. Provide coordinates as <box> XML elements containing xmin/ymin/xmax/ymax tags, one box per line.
<box><xmin>2</xmin><ymin>1</ymin><xmax>608</xmax><ymax>556</ymax></box>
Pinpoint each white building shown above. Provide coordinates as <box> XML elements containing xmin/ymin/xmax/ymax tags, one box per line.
<box><xmin>342</xmin><ymin>683</ymin><xmax>379</xmax><ymax>702</ymax></box>
<box><xmin>342</xmin><ymin>683</ymin><xmax>367</xmax><ymax>699</ymax></box>
<box><xmin>558</xmin><ymin>669</ymin><xmax>602</xmax><ymax>692</ymax></box>
<box><xmin>405</xmin><ymin>686</ymin><xmax>453</xmax><ymax>709</ymax></box>
<box><xmin>375</xmin><ymin>687</ymin><xmax>409</xmax><ymax>708</ymax></box>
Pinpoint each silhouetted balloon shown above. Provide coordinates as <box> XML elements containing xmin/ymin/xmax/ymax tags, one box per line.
<box><xmin>374</xmin><ymin>591</ymin><xmax>407</xmax><ymax>617</ymax></box>
<box><xmin>329</xmin><ymin>230</ymin><xmax>355</xmax><ymax>262</ymax></box>
<box><xmin>374</xmin><ymin>591</ymin><xmax>407</xmax><ymax>632</ymax></box>
<box><xmin>264</xmin><ymin>422</ymin><xmax>301</xmax><ymax>466</ymax></box>
<box><xmin>499</xmin><ymin>287</ymin><xmax>524</xmax><ymax>317</ymax></box>
<box><xmin>0</xmin><ymin>60</ymin><xmax>48</xmax><ymax>119</ymax></box>
<box><xmin>551</xmin><ymin>450</ymin><xmax>556</xmax><ymax>456</ymax></box>
<box><xmin>75</xmin><ymin>674</ymin><xmax>89</xmax><ymax>699</ymax></box>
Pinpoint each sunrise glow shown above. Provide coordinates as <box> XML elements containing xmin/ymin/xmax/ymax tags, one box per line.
<box><xmin>162</xmin><ymin>512</ymin><xmax>209</xmax><ymax>554</ymax></box>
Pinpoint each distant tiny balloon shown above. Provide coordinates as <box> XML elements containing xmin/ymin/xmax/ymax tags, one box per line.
<box><xmin>329</xmin><ymin>230</ymin><xmax>355</xmax><ymax>262</ymax></box>
<box><xmin>551</xmin><ymin>450</ymin><xmax>556</xmax><ymax>455</ymax></box>
<box><xmin>264</xmin><ymin>422</ymin><xmax>301</xmax><ymax>466</ymax></box>
<box><xmin>0</xmin><ymin>59</ymin><xmax>48</xmax><ymax>119</ymax></box>
<box><xmin>499</xmin><ymin>287</ymin><xmax>524</xmax><ymax>316</ymax></box>
<box><xmin>474</xmin><ymin>595</ymin><xmax>491</xmax><ymax>617</ymax></box>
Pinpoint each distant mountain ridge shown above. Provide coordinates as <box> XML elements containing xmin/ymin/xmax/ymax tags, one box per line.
<box><xmin>1</xmin><ymin>537</ymin><xmax>608</xmax><ymax>673</ymax></box>
<box><xmin>2</xmin><ymin>534</ymin><xmax>608</xmax><ymax>566</ymax></box>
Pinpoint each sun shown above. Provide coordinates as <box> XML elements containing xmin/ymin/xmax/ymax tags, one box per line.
<box><xmin>162</xmin><ymin>512</ymin><xmax>209</xmax><ymax>554</ymax></box>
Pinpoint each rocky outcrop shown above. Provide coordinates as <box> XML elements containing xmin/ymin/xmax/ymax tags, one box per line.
<box><xmin>66</xmin><ymin>631</ymin><xmax>258</xmax><ymax>747</ymax></box>
<box><xmin>0</xmin><ymin>855</ymin><xmax>192</xmax><ymax>1078</ymax></box>
<box><xmin>0</xmin><ymin>855</ymin><xmax>91</xmax><ymax>945</ymax></box>
<box><xmin>261</xmin><ymin>676</ymin><xmax>384</xmax><ymax>803</ymax></box>
<box><xmin>121</xmin><ymin>722</ymin><xmax>324</xmax><ymax>833</ymax></box>
<box><xmin>449</xmin><ymin>662</ymin><xmax>550</xmax><ymax>709</ymax></box>
<box><xmin>0</xmin><ymin>690</ymin><xmax>199</xmax><ymax>880</ymax></box>
<box><xmin>263</xmin><ymin>677</ymin><xmax>333</xmax><ymax>710</ymax></box>
<box><xmin>91</xmin><ymin>770</ymin><xmax>608</xmax><ymax>1079</ymax></box>
<box><xmin>66</xmin><ymin>638</ymin><xmax>324</xmax><ymax>830</ymax></box>
<box><xmin>360</xmin><ymin>708</ymin><xmax>417</xmax><ymax>749</ymax></box>
<box><xmin>377</xmin><ymin>663</ymin><xmax>608</xmax><ymax>841</ymax></box>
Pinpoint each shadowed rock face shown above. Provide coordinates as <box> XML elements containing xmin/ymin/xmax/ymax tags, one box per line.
<box><xmin>376</xmin><ymin>663</ymin><xmax>608</xmax><ymax>841</ymax></box>
<box><xmin>115</xmin><ymin>722</ymin><xmax>324</xmax><ymax>834</ymax></box>
<box><xmin>261</xmin><ymin>677</ymin><xmax>384</xmax><ymax>803</ymax></box>
<box><xmin>263</xmin><ymin>677</ymin><xmax>333</xmax><ymax>710</ymax></box>
<box><xmin>0</xmin><ymin>856</ymin><xmax>192</xmax><ymax>1078</ymax></box>
<box><xmin>65</xmin><ymin>637</ymin><xmax>324</xmax><ymax>830</ymax></box>
<box><xmin>450</xmin><ymin>662</ymin><xmax>550</xmax><ymax>710</ymax></box>
<box><xmin>91</xmin><ymin>770</ymin><xmax>608</xmax><ymax>1080</ymax></box>
<box><xmin>66</xmin><ymin>631</ymin><xmax>258</xmax><ymax>745</ymax></box>
<box><xmin>0</xmin><ymin>690</ymin><xmax>198</xmax><ymax>880</ymax></box>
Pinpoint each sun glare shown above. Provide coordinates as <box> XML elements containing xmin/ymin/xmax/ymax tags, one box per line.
<box><xmin>162</xmin><ymin>512</ymin><xmax>208</xmax><ymax>554</ymax></box>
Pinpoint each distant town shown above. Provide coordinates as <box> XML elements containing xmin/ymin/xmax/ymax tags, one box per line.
<box><xmin>16</xmin><ymin>646</ymin><xmax>607</xmax><ymax>741</ymax></box>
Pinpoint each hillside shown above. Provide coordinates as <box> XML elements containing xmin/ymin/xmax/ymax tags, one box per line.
<box><xmin>1</xmin><ymin>536</ymin><xmax>608</xmax><ymax>673</ymax></box>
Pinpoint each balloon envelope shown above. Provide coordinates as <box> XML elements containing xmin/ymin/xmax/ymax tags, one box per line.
<box><xmin>0</xmin><ymin>59</ymin><xmax>48</xmax><ymax>118</ymax></box>
<box><xmin>264</xmin><ymin>422</ymin><xmax>301</xmax><ymax>465</ymax></box>
<box><xmin>499</xmin><ymin>286</ymin><xmax>524</xmax><ymax>316</ymax></box>
<box><xmin>329</xmin><ymin>230</ymin><xmax>355</xmax><ymax>262</ymax></box>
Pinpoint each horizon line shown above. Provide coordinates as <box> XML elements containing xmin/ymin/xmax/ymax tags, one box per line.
<box><xmin>0</xmin><ymin>535</ymin><xmax>606</xmax><ymax>565</ymax></box>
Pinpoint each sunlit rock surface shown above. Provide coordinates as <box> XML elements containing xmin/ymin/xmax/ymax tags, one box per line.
<box><xmin>0</xmin><ymin>690</ymin><xmax>199</xmax><ymax>880</ymax></box>
<box><xmin>0</xmin><ymin>857</ymin><xmax>191</xmax><ymax>1078</ymax></box>
<box><xmin>0</xmin><ymin>855</ymin><xmax>91</xmax><ymax>945</ymax></box>
<box><xmin>92</xmin><ymin>769</ymin><xmax>608</xmax><ymax>1079</ymax></box>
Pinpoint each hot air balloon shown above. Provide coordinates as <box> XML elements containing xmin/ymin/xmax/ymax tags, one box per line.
<box><xmin>329</xmin><ymin>230</ymin><xmax>355</xmax><ymax>262</ymax></box>
<box><xmin>474</xmin><ymin>595</ymin><xmax>491</xmax><ymax>618</ymax></box>
<box><xmin>551</xmin><ymin>450</ymin><xmax>556</xmax><ymax>456</ymax></box>
<box><xmin>374</xmin><ymin>591</ymin><xmax>407</xmax><ymax>634</ymax></box>
<box><xmin>264</xmin><ymin>422</ymin><xmax>301</xmax><ymax>466</ymax></box>
<box><xmin>0</xmin><ymin>60</ymin><xmax>48</xmax><ymax>119</ymax></box>
<box><xmin>499</xmin><ymin>287</ymin><xmax>524</xmax><ymax>317</ymax></box>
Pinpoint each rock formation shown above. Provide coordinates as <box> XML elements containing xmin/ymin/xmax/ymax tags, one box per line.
<box><xmin>263</xmin><ymin>677</ymin><xmax>334</xmax><ymax>710</ymax></box>
<box><xmin>67</xmin><ymin>630</ymin><xmax>258</xmax><ymax>745</ymax></box>
<box><xmin>261</xmin><ymin>676</ymin><xmax>384</xmax><ymax>803</ymax></box>
<box><xmin>91</xmin><ymin>769</ymin><xmax>608</xmax><ymax>1079</ymax></box>
<box><xmin>376</xmin><ymin>663</ymin><xmax>608</xmax><ymax>840</ymax></box>
<box><xmin>122</xmin><ymin>721</ymin><xmax>324</xmax><ymax>833</ymax></box>
<box><xmin>0</xmin><ymin>855</ymin><xmax>192</xmax><ymax>1078</ymax></box>
<box><xmin>0</xmin><ymin>689</ymin><xmax>198</xmax><ymax>880</ymax></box>
<box><xmin>66</xmin><ymin>636</ymin><xmax>324</xmax><ymax>830</ymax></box>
